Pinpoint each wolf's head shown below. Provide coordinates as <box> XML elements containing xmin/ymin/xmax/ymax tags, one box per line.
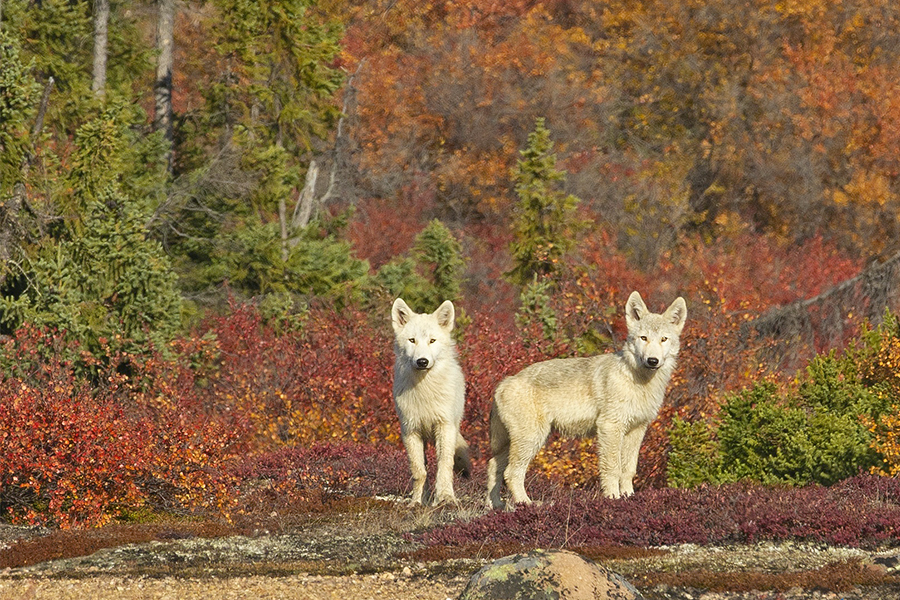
<box><xmin>623</xmin><ymin>291</ymin><xmax>687</xmax><ymax>372</ymax></box>
<box><xmin>391</xmin><ymin>298</ymin><xmax>456</xmax><ymax>371</ymax></box>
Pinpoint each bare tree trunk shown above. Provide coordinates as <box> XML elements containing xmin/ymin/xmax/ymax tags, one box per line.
<box><xmin>92</xmin><ymin>0</ymin><xmax>109</xmax><ymax>98</ymax></box>
<box><xmin>278</xmin><ymin>198</ymin><xmax>289</xmax><ymax>262</ymax></box>
<box><xmin>291</xmin><ymin>160</ymin><xmax>319</xmax><ymax>232</ymax></box>
<box><xmin>286</xmin><ymin>61</ymin><xmax>364</xmax><ymax>240</ymax></box>
<box><xmin>154</xmin><ymin>0</ymin><xmax>175</xmax><ymax>171</ymax></box>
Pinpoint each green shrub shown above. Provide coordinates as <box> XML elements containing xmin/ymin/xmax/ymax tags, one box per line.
<box><xmin>375</xmin><ymin>219</ymin><xmax>465</xmax><ymax>311</ymax></box>
<box><xmin>0</xmin><ymin>196</ymin><xmax>182</xmax><ymax>358</ymax></box>
<box><xmin>667</xmin><ymin>416</ymin><xmax>722</xmax><ymax>488</ymax></box>
<box><xmin>668</xmin><ymin>318</ymin><xmax>897</xmax><ymax>488</ymax></box>
<box><xmin>716</xmin><ymin>383</ymin><xmax>811</xmax><ymax>485</ymax></box>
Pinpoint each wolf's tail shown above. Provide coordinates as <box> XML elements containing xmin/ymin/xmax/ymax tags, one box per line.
<box><xmin>454</xmin><ymin>433</ymin><xmax>472</xmax><ymax>479</ymax></box>
<box><xmin>489</xmin><ymin>402</ymin><xmax>510</xmax><ymax>456</ymax></box>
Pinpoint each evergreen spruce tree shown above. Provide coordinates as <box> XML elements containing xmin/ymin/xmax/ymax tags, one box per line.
<box><xmin>168</xmin><ymin>0</ymin><xmax>346</xmax><ymax>300</ymax></box>
<box><xmin>375</xmin><ymin>219</ymin><xmax>465</xmax><ymax>311</ymax></box>
<box><xmin>507</xmin><ymin>118</ymin><xmax>582</xmax><ymax>286</ymax></box>
<box><xmin>0</xmin><ymin>109</ymin><xmax>181</xmax><ymax>356</ymax></box>
<box><xmin>0</xmin><ymin>30</ymin><xmax>39</xmax><ymax>194</ymax></box>
<box><xmin>0</xmin><ymin>195</ymin><xmax>182</xmax><ymax>356</ymax></box>
<box><xmin>413</xmin><ymin>219</ymin><xmax>465</xmax><ymax>307</ymax></box>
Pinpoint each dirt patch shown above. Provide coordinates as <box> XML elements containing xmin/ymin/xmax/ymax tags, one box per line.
<box><xmin>2</xmin><ymin>500</ymin><xmax>900</xmax><ymax>600</ymax></box>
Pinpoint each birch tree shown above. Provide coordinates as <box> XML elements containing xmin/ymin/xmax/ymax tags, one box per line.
<box><xmin>154</xmin><ymin>0</ymin><xmax>175</xmax><ymax>170</ymax></box>
<box><xmin>91</xmin><ymin>0</ymin><xmax>109</xmax><ymax>98</ymax></box>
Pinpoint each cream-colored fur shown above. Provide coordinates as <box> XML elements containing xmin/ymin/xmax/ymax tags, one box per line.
<box><xmin>487</xmin><ymin>291</ymin><xmax>687</xmax><ymax>508</ymax></box>
<box><xmin>392</xmin><ymin>298</ymin><xmax>471</xmax><ymax>505</ymax></box>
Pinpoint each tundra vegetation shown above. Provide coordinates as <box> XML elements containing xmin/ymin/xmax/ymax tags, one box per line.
<box><xmin>2</xmin><ymin>0</ymin><xmax>900</xmax><ymax>586</ymax></box>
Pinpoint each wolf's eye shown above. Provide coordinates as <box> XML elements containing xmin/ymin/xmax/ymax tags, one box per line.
<box><xmin>429</xmin><ymin>339</ymin><xmax>436</xmax><ymax>344</ymax></box>
<box><xmin>661</xmin><ymin>337</ymin><xmax>668</xmax><ymax>342</ymax></box>
<box><xmin>640</xmin><ymin>336</ymin><xmax>648</xmax><ymax>341</ymax></box>
<box><xmin>408</xmin><ymin>338</ymin><xmax>415</xmax><ymax>344</ymax></box>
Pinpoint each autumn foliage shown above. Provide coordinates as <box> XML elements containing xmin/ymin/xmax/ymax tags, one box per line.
<box><xmin>0</xmin><ymin>222</ymin><xmax>882</xmax><ymax>528</ymax></box>
<box><xmin>415</xmin><ymin>474</ymin><xmax>900</xmax><ymax>550</ymax></box>
<box><xmin>5</xmin><ymin>0</ymin><xmax>900</xmax><ymax>533</ymax></box>
<box><xmin>0</xmin><ymin>327</ymin><xmax>246</xmax><ymax>527</ymax></box>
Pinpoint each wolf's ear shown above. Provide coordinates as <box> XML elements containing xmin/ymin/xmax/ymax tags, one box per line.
<box><xmin>392</xmin><ymin>298</ymin><xmax>413</xmax><ymax>332</ymax></box>
<box><xmin>665</xmin><ymin>297</ymin><xmax>688</xmax><ymax>332</ymax></box>
<box><xmin>435</xmin><ymin>300</ymin><xmax>456</xmax><ymax>332</ymax></box>
<box><xmin>625</xmin><ymin>291</ymin><xmax>648</xmax><ymax>325</ymax></box>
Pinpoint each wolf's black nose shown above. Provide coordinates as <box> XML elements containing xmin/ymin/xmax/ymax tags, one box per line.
<box><xmin>646</xmin><ymin>357</ymin><xmax>659</xmax><ymax>367</ymax></box>
<box><xmin>416</xmin><ymin>358</ymin><xmax>430</xmax><ymax>369</ymax></box>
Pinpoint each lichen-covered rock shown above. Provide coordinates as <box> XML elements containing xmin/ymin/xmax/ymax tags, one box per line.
<box><xmin>458</xmin><ymin>549</ymin><xmax>645</xmax><ymax>600</ymax></box>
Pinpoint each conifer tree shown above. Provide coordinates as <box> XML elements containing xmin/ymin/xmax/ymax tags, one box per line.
<box><xmin>375</xmin><ymin>219</ymin><xmax>465</xmax><ymax>311</ymax></box>
<box><xmin>0</xmin><ymin>108</ymin><xmax>181</xmax><ymax>355</ymax></box>
<box><xmin>507</xmin><ymin>118</ymin><xmax>581</xmax><ymax>286</ymax></box>
<box><xmin>413</xmin><ymin>219</ymin><xmax>465</xmax><ymax>307</ymax></box>
<box><xmin>0</xmin><ymin>30</ymin><xmax>38</xmax><ymax>194</ymax></box>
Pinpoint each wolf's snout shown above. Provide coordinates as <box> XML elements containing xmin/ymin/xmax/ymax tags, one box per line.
<box><xmin>416</xmin><ymin>358</ymin><xmax>430</xmax><ymax>369</ymax></box>
<box><xmin>646</xmin><ymin>357</ymin><xmax>659</xmax><ymax>368</ymax></box>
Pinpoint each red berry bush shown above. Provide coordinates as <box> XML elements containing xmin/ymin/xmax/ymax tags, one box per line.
<box><xmin>0</xmin><ymin>327</ymin><xmax>247</xmax><ymax>527</ymax></box>
<box><xmin>415</xmin><ymin>475</ymin><xmax>900</xmax><ymax>550</ymax></box>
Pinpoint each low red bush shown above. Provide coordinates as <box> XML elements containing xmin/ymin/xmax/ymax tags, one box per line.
<box><xmin>0</xmin><ymin>327</ymin><xmax>246</xmax><ymax>527</ymax></box>
<box><xmin>417</xmin><ymin>475</ymin><xmax>900</xmax><ymax>550</ymax></box>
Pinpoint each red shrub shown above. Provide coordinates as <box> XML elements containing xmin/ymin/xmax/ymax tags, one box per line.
<box><xmin>418</xmin><ymin>475</ymin><xmax>900</xmax><ymax>550</ymax></box>
<box><xmin>0</xmin><ymin>227</ymin><xmax>870</xmax><ymax>526</ymax></box>
<box><xmin>347</xmin><ymin>188</ymin><xmax>433</xmax><ymax>270</ymax></box>
<box><xmin>232</xmin><ymin>442</ymin><xmax>411</xmax><ymax>513</ymax></box>
<box><xmin>0</xmin><ymin>328</ymin><xmax>246</xmax><ymax>527</ymax></box>
<box><xmin>201</xmin><ymin>303</ymin><xmax>397</xmax><ymax>450</ymax></box>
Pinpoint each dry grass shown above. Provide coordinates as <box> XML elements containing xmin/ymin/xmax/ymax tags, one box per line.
<box><xmin>637</xmin><ymin>559</ymin><xmax>898</xmax><ymax>593</ymax></box>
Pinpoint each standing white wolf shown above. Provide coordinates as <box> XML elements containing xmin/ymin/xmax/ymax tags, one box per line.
<box><xmin>487</xmin><ymin>291</ymin><xmax>687</xmax><ymax>508</ymax></box>
<box><xmin>391</xmin><ymin>298</ymin><xmax>472</xmax><ymax>505</ymax></box>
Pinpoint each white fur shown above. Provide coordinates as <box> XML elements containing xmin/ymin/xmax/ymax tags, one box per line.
<box><xmin>391</xmin><ymin>298</ymin><xmax>470</xmax><ymax>505</ymax></box>
<box><xmin>487</xmin><ymin>291</ymin><xmax>687</xmax><ymax>508</ymax></box>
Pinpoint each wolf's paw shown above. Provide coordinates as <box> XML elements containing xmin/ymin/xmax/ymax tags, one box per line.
<box><xmin>506</xmin><ymin>498</ymin><xmax>538</xmax><ymax>511</ymax></box>
<box><xmin>432</xmin><ymin>493</ymin><xmax>459</xmax><ymax>507</ymax></box>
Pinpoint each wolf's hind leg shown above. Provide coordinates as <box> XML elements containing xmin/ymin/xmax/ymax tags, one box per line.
<box><xmin>487</xmin><ymin>405</ymin><xmax>511</xmax><ymax>509</ymax></box>
<box><xmin>486</xmin><ymin>451</ymin><xmax>508</xmax><ymax>509</ymax></box>
<box><xmin>402</xmin><ymin>432</ymin><xmax>427</xmax><ymax>504</ymax></box>
<box><xmin>504</xmin><ymin>431</ymin><xmax>546</xmax><ymax>507</ymax></box>
<box><xmin>454</xmin><ymin>432</ymin><xmax>472</xmax><ymax>479</ymax></box>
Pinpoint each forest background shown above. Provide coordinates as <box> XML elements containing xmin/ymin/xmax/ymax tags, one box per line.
<box><xmin>2</xmin><ymin>0</ymin><xmax>900</xmax><ymax>528</ymax></box>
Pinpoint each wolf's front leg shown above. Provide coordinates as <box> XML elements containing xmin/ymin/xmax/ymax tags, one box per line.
<box><xmin>402</xmin><ymin>431</ymin><xmax>428</xmax><ymax>504</ymax></box>
<box><xmin>433</xmin><ymin>421</ymin><xmax>458</xmax><ymax>505</ymax></box>
<box><xmin>619</xmin><ymin>424</ymin><xmax>648</xmax><ymax>497</ymax></box>
<box><xmin>596</xmin><ymin>421</ymin><xmax>625</xmax><ymax>498</ymax></box>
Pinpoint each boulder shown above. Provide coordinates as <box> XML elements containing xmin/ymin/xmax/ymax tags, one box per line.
<box><xmin>458</xmin><ymin>549</ymin><xmax>645</xmax><ymax>600</ymax></box>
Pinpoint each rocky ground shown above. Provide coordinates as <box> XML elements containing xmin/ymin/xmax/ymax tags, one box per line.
<box><xmin>1</xmin><ymin>499</ymin><xmax>899</xmax><ymax>600</ymax></box>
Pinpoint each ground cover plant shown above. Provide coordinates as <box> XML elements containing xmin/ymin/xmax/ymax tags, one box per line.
<box><xmin>413</xmin><ymin>475</ymin><xmax>900</xmax><ymax>552</ymax></box>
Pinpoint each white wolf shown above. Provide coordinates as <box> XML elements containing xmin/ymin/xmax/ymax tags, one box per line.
<box><xmin>391</xmin><ymin>298</ymin><xmax>472</xmax><ymax>505</ymax></box>
<box><xmin>487</xmin><ymin>291</ymin><xmax>687</xmax><ymax>508</ymax></box>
